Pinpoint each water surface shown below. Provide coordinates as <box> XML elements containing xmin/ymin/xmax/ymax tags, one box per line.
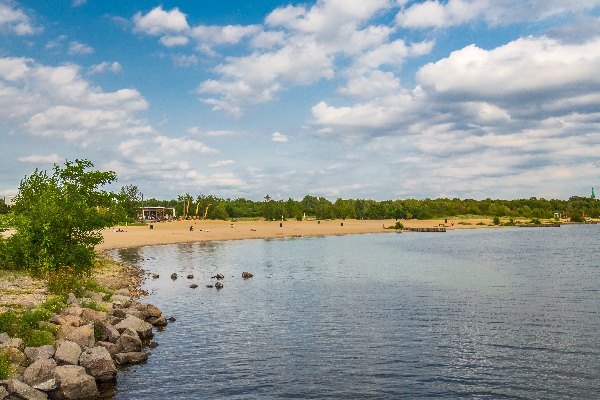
<box><xmin>107</xmin><ymin>225</ymin><xmax>600</xmax><ymax>399</ymax></box>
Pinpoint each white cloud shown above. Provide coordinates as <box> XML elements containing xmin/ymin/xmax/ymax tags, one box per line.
<box><xmin>396</xmin><ymin>0</ymin><xmax>600</xmax><ymax>29</ymax></box>
<box><xmin>154</xmin><ymin>136</ymin><xmax>218</xmax><ymax>156</ymax></box>
<box><xmin>72</xmin><ymin>0</ymin><xmax>86</xmax><ymax>7</ymax></box>
<box><xmin>133</xmin><ymin>6</ymin><xmax>189</xmax><ymax>35</ymax></box>
<box><xmin>0</xmin><ymin>2</ymin><xmax>37</xmax><ymax>35</ymax></box>
<box><xmin>271</xmin><ymin>132</ymin><xmax>288</xmax><ymax>143</ymax></box>
<box><xmin>17</xmin><ymin>154</ymin><xmax>61</xmax><ymax>164</ymax></box>
<box><xmin>172</xmin><ymin>54</ymin><xmax>198</xmax><ymax>67</ymax></box>
<box><xmin>160</xmin><ymin>35</ymin><xmax>189</xmax><ymax>47</ymax></box>
<box><xmin>89</xmin><ymin>61</ymin><xmax>122</xmax><ymax>74</ymax></box>
<box><xmin>191</xmin><ymin>24</ymin><xmax>261</xmax><ymax>52</ymax></box>
<box><xmin>68</xmin><ymin>41</ymin><xmax>94</xmax><ymax>55</ymax></box>
<box><xmin>339</xmin><ymin>70</ymin><xmax>401</xmax><ymax>98</ymax></box>
<box><xmin>209</xmin><ymin>159</ymin><xmax>235</xmax><ymax>167</ymax></box>
<box><xmin>0</xmin><ymin>57</ymin><xmax>152</xmax><ymax>145</ymax></box>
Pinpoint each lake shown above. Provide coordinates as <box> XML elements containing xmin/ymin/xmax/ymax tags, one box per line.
<box><xmin>106</xmin><ymin>224</ymin><xmax>600</xmax><ymax>399</ymax></box>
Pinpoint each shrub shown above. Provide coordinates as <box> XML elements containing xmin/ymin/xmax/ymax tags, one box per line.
<box><xmin>570</xmin><ymin>214</ymin><xmax>584</xmax><ymax>222</ymax></box>
<box><xmin>493</xmin><ymin>216</ymin><xmax>501</xmax><ymax>225</ymax></box>
<box><xmin>530</xmin><ymin>218</ymin><xmax>541</xmax><ymax>225</ymax></box>
<box><xmin>24</xmin><ymin>330</ymin><xmax>55</xmax><ymax>347</ymax></box>
<box><xmin>0</xmin><ymin>349</ymin><xmax>12</xmax><ymax>379</ymax></box>
<box><xmin>80</xmin><ymin>299</ymin><xmax>107</xmax><ymax>313</ymax></box>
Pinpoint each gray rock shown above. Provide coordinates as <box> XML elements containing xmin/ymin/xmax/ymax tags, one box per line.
<box><xmin>62</xmin><ymin>324</ymin><xmax>95</xmax><ymax>349</ymax></box>
<box><xmin>97</xmin><ymin>321</ymin><xmax>120</xmax><ymax>344</ymax></box>
<box><xmin>53</xmin><ymin>366</ymin><xmax>98</xmax><ymax>400</ymax></box>
<box><xmin>0</xmin><ymin>333</ymin><xmax>9</xmax><ymax>344</ymax></box>
<box><xmin>116</xmin><ymin>332</ymin><xmax>142</xmax><ymax>353</ymax></box>
<box><xmin>0</xmin><ymin>386</ymin><xmax>8</xmax><ymax>400</ymax></box>
<box><xmin>67</xmin><ymin>293</ymin><xmax>79</xmax><ymax>306</ymax></box>
<box><xmin>23</xmin><ymin>358</ymin><xmax>57</xmax><ymax>388</ymax></box>
<box><xmin>24</xmin><ymin>345</ymin><xmax>55</xmax><ymax>363</ymax></box>
<box><xmin>114</xmin><ymin>316</ymin><xmax>153</xmax><ymax>339</ymax></box>
<box><xmin>79</xmin><ymin>347</ymin><xmax>116</xmax><ymax>382</ymax></box>
<box><xmin>81</xmin><ymin>309</ymin><xmax>107</xmax><ymax>324</ymax></box>
<box><xmin>147</xmin><ymin>315</ymin><xmax>167</xmax><ymax>327</ymax></box>
<box><xmin>111</xmin><ymin>309</ymin><xmax>127</xmax><ymax>319</ymax></box>
<box><xmin>94</xmin><ymin>342</ymin><xmax>119</xmax><ymax>357</ymax></box>
<box><xmin>145</xmin><ymin>304</ymin><xmax>162</xmax><ymax>318</ymax></box>
<box><xmin>62</xmin><ymin>307</ymin><xmax>84</xmax><ymax>317</ymax></box>
<box><xmin>6</xmin><ymin>379</ymin><xmax>47</xmax><ymax>400</ymax></box>
<box><xmin>54</xmin><ymin>341</ymin><xmax>82</xmax><ymax>366</ymax></box>
<box><xmin>108</xmin><ymin>316</ymin><xmax>122</xmax><ymax>326</ymax></box>
<box><xmin>114</xmin><ymin>352</ymin><xmax>147</xmax><ymax>366</ymax></box>
<box><xmin>88</xmin><ymin>293</ymin><xmax>103</xmax><ymax>303</ymax></box>
<box><xmin>110</xmin><ymin>295</ymin><xmax>132</xmax><ymax>308</ymax></box>
<box><xmin>52</xmin><ymin>314</ymin><xmax>84</xmax><ymax>328</ymax></box>
<box><xmin>0</xmin><ymin>337</ymin><xmax>24</xmax><ymax>351</ymax></box>
<box><xmin>32</xmin><ymin>378</ymin><xmax>58</xmax><ymax>392</ymax></box>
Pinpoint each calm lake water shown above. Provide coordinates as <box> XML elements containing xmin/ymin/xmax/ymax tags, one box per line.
<box><xmin>106</xmin><ymin>225</ymin><xmax>600</xmax><ymax>399</ymax></box>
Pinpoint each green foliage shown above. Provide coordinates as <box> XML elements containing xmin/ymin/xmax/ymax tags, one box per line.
<box><xmin>119</xmin><ymin>184</ymin><xmax>142</xmax><ymax>222</ymax></box>
<box><xmin>493</xmin><ymin>216</ymin><xmax>501</xmax><ymax>225</ymax></box>
<box><xmin>386</xmin><ymin>221</ymin><xmax>404</xmax><ymax>230</ymax></box>
<box><xmin>0</xmin><ymin>307</ymin><xmax>56</xmax><ymax>347</ymax></box>
<box><xmin>530</xmin><ymin>218</ymin><xmax>541</xmax><ymax>225</ymax></box>
<box><xmin>0</xmin><ymin>349</ymin><xmax>12</xmax><ymax>379</ymax></box>
<box><xmin>570</xmin><ymin>213</ymin><xmax>584</xmax><ymax>222</ymax></box>
<box><xmin>93</xmin><ymin>322</ymin><xmax>103</xmax><ymax>342</ymax></box>
<box><xmin>0</xmin><ymin>159</ymin><xmax>124</xmax><ymax>275</ymax></box>
<box><xmin>40</xmin><ymin>296</ymin><xmax>68</xmax><ymax>313</ymax></box>
<box><xmin>0</xmin><ymin>197</ymin><xmax>10</xmax><ymax>215</ymax></box>
<box><xmin>80</xmin><ymin>299</ymin><xmax>107</xmax><ymax>313</ymax></box>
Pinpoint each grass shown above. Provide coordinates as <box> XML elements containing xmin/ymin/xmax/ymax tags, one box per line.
<box><xmin>80</xmin><ymin>299</ymin><xmax>108</xmax><ymax>313</ymax></box>
<box><xmin>457</xmin><ymin>221</ymin><xmax>472</xmax><ymax>225</ymax></box>
<box><xmin>0</xmin><ymin>349</ymin><xmax>12</xmax><ymax>379</ymax></box>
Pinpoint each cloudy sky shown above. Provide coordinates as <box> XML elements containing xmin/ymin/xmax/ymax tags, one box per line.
<box><xmin>1</xmin><ymin>1</ymin><xmax>600</xmax><ymax>201</ymax></box>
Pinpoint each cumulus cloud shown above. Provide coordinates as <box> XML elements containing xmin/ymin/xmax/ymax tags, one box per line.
<box><xmin>271</xmin><ymin>132</ymin><xmax>288</xmax><ymax>143</ymax></box>
<box><xmin>88</xmin><ymin>61</ymin><xmax>122</xmax><ymax>74</ymax></box>
<box><xmin>17</xmin><ymin>153</ymin><xmax>61</xmax><ymax>164</ymax></box>
<box><xmin>160</xmin><ymin>35</ymin><xmax>189</xmax><ymax>47</ymax></box>
<box><xmin>396</xmin><ymin>0</ymin><xmax>600</xmax><ymax>29</ymax></box>
<box><xmin>133</xmin><ymin>6</ymin><xmax>189</xmax><ymax>35</ymax></box>
<box><xmin>68</xmin><ymin>41</ymin><xmax>94</xmax><ymax>55</ymax></box>
<box><xmin>0</xmin><ymin>2</ymin><xmax>38</xmax><ymax>35</ymax></box>
<box><xmin>0</xmin><ymin>57</ymin><xmax>151</xmax><ymax>145</ymax></box>
<box><xmin>209</xmin><ymin>159</ymin><xmax>235</xmax><ymax>167</ymax></box>
<box><xmin>172</xmin><ymin>54</ymin><xmax>198</xmax><ymax>67</ymax></box>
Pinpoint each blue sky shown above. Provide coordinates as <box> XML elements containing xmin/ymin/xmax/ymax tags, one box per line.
<box><xmin>1</xmin><ymin>0</ymin><xmax>600</xmax><ymax>201</ymax></box>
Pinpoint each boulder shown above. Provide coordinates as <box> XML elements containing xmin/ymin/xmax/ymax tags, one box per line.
<box><xmin>0</xmin><ymin>337</ymin><xmax>24</xmax><ymax>351</ymax></box>
<box><xmin>81</xmin><ymin>309</ymin><xmax>107</xmax><ymax>324</ymax></box>
<box><xmin>147</xmin><ymin>316</ymin><xmax>167</xmax><ymax>327</ymax></box>
<box><xmin>62</xmin><ymin>307</ymin><xmax>84</xmax><ymax>317</ymax></box>
<box><xmin>23</xmin><ymin>358</ymin><xmax>57</xmax><ymax>389</ymax></box>
<box><xmin>24</xmin><ymin>345</ymin><xmax>55</xmax><ymax>363</ymax></box>
<box><xmin>145</xmin><ymin>304</ymin><xmax>162</xmax><ymax>318</ymax></box>
<box><xmin>108</xmin><ymin>316</ymin><xmax>122</xmax><ymax>326</ymax></box>
<box><xmin>97</xmin><ymin>322</ymin><xmax>120</xmax><ymax>344</ymax></box>
<box><xmin>0</xmin><ymin>332</ymin><xmax>9</xmax><ymax>344</ymax></box>
<box><xmin>51</xmin><ymin>315</ymin><xmax>84</xmax><ymax>328</ymax></box>
<box><xmin>116</xmin><ymin>331</ymin><xmax>142</xmax><ymax>353</ymax></box>
<box><xmin>111</xmin><ymin>309</ymin><xmax>127</xmax><ymax>319</ymax></box>
<box><xmin>110</xmin><ymin>295</ymin><xmax>132</xmax><ymax>308</ymax></box>
<box><xmin>0</xmin><ymin>386</ymin><xmax>8</xmax><ymax>400</ymax></box>
<box><xmin>114</xmin><ymin>316</ymin><xmax>153</xmax><ymax>339</ymax></box>
<box><xmin>94</xmin><ymin>342</ymin><xmax>119</xmax><ymax>357</ymax></box>
<box><xmin>79</xmin><ymin>347</ymin><xmax>116</xmax><ymax>382</ymax></box>
<box><xmin>61</xmin><ymin>324</ymin><xmax>95</xmax><ymax>349</ymax></box>
<box><xmin>54</xmin><ymin>366</ymin><xmax>98</xmax><ymax>400</ymax></box>
<box><xmin>6</xmin><ymin>379</ymin><xmax>48</xmax><ymax>400</ymax></box>
<box><xmin>54</xmin><ymin>341</ymin><xmax>82</xmax><ymax>366</ymax></box>
<box><xmin>114</xmin><ymin>352</ymin><xmax>147</xmax><ymax>366</ymax></box>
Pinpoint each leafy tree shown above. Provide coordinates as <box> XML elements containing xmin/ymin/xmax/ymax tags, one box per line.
<box><xmin>0</xmin><ymin>159</ymin><xmax>124</xmax><ymax>275</ymax></box>
<box><xmin>0</xmin><ymin>198</ymin><xmax>9</xmax><ymax>215</ymax></box>
<box><xmin>119</xmin><ymin>184</ymin><xmax>142</xmax><ymax>221</ymax></box>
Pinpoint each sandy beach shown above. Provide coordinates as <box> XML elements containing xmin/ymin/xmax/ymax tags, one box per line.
<box><xmin>97</xmin><ymin>218</ymin><xmax>497</xmax><ymax>250</ymax></box>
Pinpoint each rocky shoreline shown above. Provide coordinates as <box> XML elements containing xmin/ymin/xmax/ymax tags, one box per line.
<box><xmin>0</xmin><ymin>287</ymin><xmax>168</xmax><ymax>399</ymax></box>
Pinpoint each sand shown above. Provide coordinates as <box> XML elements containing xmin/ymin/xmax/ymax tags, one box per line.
<box><xmin>97</xmin><ymin>218</ymin><xmax>497</xmax><ymax>250</ymax></box>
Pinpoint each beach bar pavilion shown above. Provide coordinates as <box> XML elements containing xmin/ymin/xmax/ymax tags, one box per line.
<box><xmin>140</xmin><ymin>206</ymin><xmax>176</xmax><ymax>221</ymax></box>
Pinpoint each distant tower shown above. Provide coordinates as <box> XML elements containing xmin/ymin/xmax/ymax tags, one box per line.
<box><xmin>592</xmin><ymin>187</ymin><xmax>596</xmax><ymax>199</ymax></box>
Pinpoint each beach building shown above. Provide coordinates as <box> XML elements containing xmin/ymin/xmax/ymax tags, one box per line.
<box><xmin>140</xmin><ymin>206</ymin><xmax>176</xmax><ymax>221</ymax></box>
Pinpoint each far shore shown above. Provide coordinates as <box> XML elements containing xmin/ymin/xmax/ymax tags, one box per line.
<box><xmin>98</xmin><ymin>217</ymin><xmax>507</xmax><ymax>251</ymax></box>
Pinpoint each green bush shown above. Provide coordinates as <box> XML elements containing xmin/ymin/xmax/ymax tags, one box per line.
<box><xmin>493</xmin><ymin>216</ymin><xmax>501</xmax><ymax>225</ymax></box>
<box><xmin>0</xmin><ymin>306</ymin><xmax>56</xmax><ymax>347</ymax></box>
<box><xmin>0</xmin><ymin>349</ymin><xmax>12</xmax><ymax>380</ymax></box>
<box><xmin>530</xmin><ymin>218</ymin><xmax>541</xmax><ymax>225</ymax></box>
<box><xmin>24</xmin><ymin>330</ymin><xmax>55</xmax><ymax>347</ymax></box>
<box><xmin>80</xmin><ymin>299</ymin><xmax>107</xmax><ymax>313</ymax></box>
<box><xmin>570</xmin><ymin>214</ymin><xmax>584</xmax><ymax>222</ymax></box>
<box><xmin>40</xmin><ymin>296</ymin><xmax>68</xmax><ymax>313</ymax></box>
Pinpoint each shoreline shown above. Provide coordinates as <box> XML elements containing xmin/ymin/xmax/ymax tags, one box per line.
<box><xmin>96</xmin><ymin>218</ymin><xmax>500</xmax><ymax>251</ymax></box>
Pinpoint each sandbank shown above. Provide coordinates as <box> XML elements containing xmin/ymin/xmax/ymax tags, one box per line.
<box><xmin>97</xmin><ymin>218</ymin><xmax>496</xmax><ymax>251</ymax></box>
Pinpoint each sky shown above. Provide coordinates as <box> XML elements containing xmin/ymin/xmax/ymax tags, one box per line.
<box><xmin>1</xmin><ymin>0</ymin><xmax>600</xmax><ymax>201</ymax></box>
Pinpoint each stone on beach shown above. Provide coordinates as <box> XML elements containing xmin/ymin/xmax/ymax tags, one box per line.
<box><xmin>114</xmin><ymin>315</ymin><xmax>153</xmax><ymax>339</ymax></box>
<box><xmin>54</xmin><ymin>340</ymin><xmax>82</xmax><ymax>366</ymax></box>
<box><xmin>6</xmin><ymin>379</ymin><xmax>48</xmax><ymax>400</ymax></box>
<box><xmin>24</xmin><ymin>345</ymin><xmax>55</xmax><ymax>362</ymax></box>
<box><xmin>54</xmin><ymin>365</ymin><xmax>99</xmax><ymax>400</ymax></box>
<box><xmin>23</xmin><ymin>358</ymin><xmax>57</xmax><ymax>389</ymax></box>
<box><xmin>79</xmin><ymin>346</ymin><xmax>117</xmax><ymax>382</ymax></box>
<box><xmin>114</xmin><ymin>351</ymin><xmax>148</xmax><ymax>366</ymax></box>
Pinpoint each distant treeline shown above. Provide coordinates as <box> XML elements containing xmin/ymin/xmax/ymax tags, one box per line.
<box><xmin>137</xmin><ymin>193</ymin><xmax>600</xmax><ymax>221</ymax></box>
